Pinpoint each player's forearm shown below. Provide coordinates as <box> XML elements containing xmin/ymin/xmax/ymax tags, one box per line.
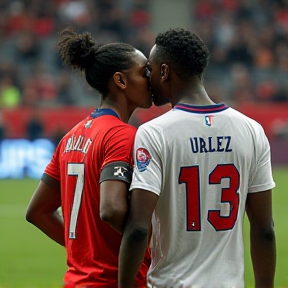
<box><xmin>27</xmin><ymin>211</ymin><xmax>65</xmax><ymax>246</ymax></box>
<box><xmin>119</xmin><ymin>225</ymin><xmax>149</xmax><ymax>287</ymax></box>
<box><xmin>250</xmin><ymin>226</ymin><xmax>276</xmax><ymax>288</ymax></box>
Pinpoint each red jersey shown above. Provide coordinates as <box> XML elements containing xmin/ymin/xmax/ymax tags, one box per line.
<box><xmin>44</xmin><ymin>108</ymin><xmax>150</xmax><ymax>288</ymax></box>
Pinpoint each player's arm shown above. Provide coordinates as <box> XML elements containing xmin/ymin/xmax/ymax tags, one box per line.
<box><xmin>26</xmin><ymin>173</ymin><xmax>64</xmax><ymax>246</ymax></box>
<box><xmin>99</xmin><ymin>161</ymin><xmax>132</xmax><ymax>234</ymax></box>
<box><xmin>119</xmin><ymin>188</ymin><xmax>158</xmax><ymax>288</ymax></box>
<box><xmin>245</xmin><ymin>189</ymin><xmax>276</xmax><ymax>288</ymax></box>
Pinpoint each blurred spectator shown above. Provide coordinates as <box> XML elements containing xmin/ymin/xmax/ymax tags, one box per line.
<box><xmin>52</xmin><ymin>127</ymin><xmax>66</xmax><ymax>145</ymax></box>
<box><xmin>21</xmin><ymin>67</ymin><xmax>57</xmax><ymax>106</ymax></box>
<box><xmin>58</xmin><ymin>0</ymin><xmax>93</xmax><ymax>32</ymax></box>
<box><xmin>0</xmin><ymin>76</ymin><xmax>21</xmax><ymax>108</ymax></box>
<box><xmin>273</xmin><ymin>85</ymin><xmax>288</xmax><ymax>102</ymax></box>
<box><xmin>21</xmin><ymin>78</ymin><xmax>40</xmax><ymax>107</ymax></box>
<box><xmin>229</xmin><ymin>64</ymin><xmax>255</xmax><ymax>103</ymax></box>
<box><xmin>254</xmin><ymin>46</ymin><xmax>274</xmax><ymax>69</ymax></box>
<box><xmin>214</xmin><ymin>12</ymin><xmax>235</xmax><ymax>49</ymax></box>
<box><xmin>271</xmin><ymin>119</ymin><xmax>288</xmax><ymax>139</ymax></box>
<box><xmin>6</xmin><ymin>1</ymin><xmax>30</xmax><ymax>35</ymax></box>
<box><xmin>129</xmin><ymin>26</ymin><xmax>155</xmax><ymax>57</ymax></box>
<box><xmin>98</xmin><ymin>0</ymin><xmax>126</xmax><ymax>40</ymax></box>
<box><xmin>256</xmin><ymin>80</ymin><xmax>277</xmax><ymax>102</ymax></box>
<box><xmin>0</xmin><ymin>60</ymin><xmax>20</xmax><ymax>87</ymax></box>
<box><xmin>15</xmin><ymin>32</ymin><xmax>40</xmax><ymax>58</ymax></box>
<box><xmin>0</xmin><ymin>111</ymin><xmax>5</xmax><ymax>140</ymax></box>
<box><xmin>273</xmin><ymin>0</ymin><xmax>288</xmax><ymax>34</ymax></box>
<box><xmin>194</xmin><ymin>0</ymin><xmax>215</xmax><ymax>21</ymax></box>
<box><xmin>36</xmin><ymin>72</ymin><xmax>57</xmax><ymax>103</ymax></box>
<box><xmin>275</xmin><ymin>39</ymin><xmax>288</xmax><ymax>71</ymax></box>
<box><xmin>226</xmin><ymin>32</ymin><xmax>253</xmax><ymax>67</ymax></box>
<box><xmin>130</xmin><ymin>0</ymin><xmax>151</xmax><ymax>28</ymax></box>
<box><xmin>56</xmin><ymin>70</ymin><xmax>75</xmax><ymax>105</ymax></box>
<box><xmin>26</xmin><ymin>110</ymin><xmax>44</xmax><ymax>140</ymax></box>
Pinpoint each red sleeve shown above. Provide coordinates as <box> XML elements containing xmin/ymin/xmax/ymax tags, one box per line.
<box><xmin>101</xmin><ymin>125</ymin><xmax>136</xmax><ymax>169</ymax></box>
<box><xmin>44</xmin><ymin>142</ymin><xmax>61</xmax><ymax>181</ymax></box>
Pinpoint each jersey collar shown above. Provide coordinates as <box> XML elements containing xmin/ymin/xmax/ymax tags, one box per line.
<box><xmin>173</xmin><ymin>103</ymin><xmax>229</xmax><ymax>114</ymax></box>
<box><xmin>90</xmin><ymin>108</ymin><xmax>120</xmax><ymax>119</ymax></box>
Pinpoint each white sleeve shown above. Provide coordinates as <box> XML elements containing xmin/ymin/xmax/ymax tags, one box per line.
<box><xmin>248</xmin><ymin>125</ymin><xmax>275</xmax><ymax>193</ymax></box>
<box><xmin>130</xmin><ymin>124</ymin><xmax>164</xmax><ymax>196</ymax></box>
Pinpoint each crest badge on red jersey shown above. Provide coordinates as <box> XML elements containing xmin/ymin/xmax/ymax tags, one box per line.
<box><xmin>136</xmin><ymin>147</ymin><xmax>151</xmax><ymax>172</ymax></box>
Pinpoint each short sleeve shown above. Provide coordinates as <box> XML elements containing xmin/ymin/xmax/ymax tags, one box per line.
<box><xmin>248</xmin><ymin>125</ymin><xmax>275</xmax><ymax>193</ymax></box>
<box><xmin>130</xmin><ymin>124</ymin><xmax>163</xmax><ymax>195</ymax></box>
<box><xmin>101</xmin><ymin>125</ymin><xmax>136</xmax><ymax>169</ymax></box>
<box><xmin>44</xmin><ymin>143</ymin><xmax>61</xmax><ymax>181</ymax></box>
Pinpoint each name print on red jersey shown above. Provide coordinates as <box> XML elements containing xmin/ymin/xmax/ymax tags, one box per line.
<box><xmin>64</xmin><ymin>135</ymin><xmax>92</xmax><ymax>154</ymax></box>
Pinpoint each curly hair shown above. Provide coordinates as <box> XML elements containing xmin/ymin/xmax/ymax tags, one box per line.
<box><xmin>154</xmin><ymin>28</ymin><xmax>210</xmax><ymax>79</ymax></box>
<box><xmin>56</xmin><ymin>27</ymin><xmax>136</xmax><ymax>96</ymax></box>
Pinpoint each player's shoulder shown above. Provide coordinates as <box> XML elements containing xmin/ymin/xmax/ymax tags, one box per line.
<box><xmin>135</xmin><ymin>111</ymin><xmax>176</xmax><ymax>145</ymax></box>
<box><xmin>140</xmin><ymin>109</ymin><xmax>174</xmax><ymax>129</ymax></box>
<box><xmin>103</xmin><ymin>119</ymin><xmax>137</xmax><ymax>145</ymax></box>
<box><xmin>111</xmin><ymin>118</ymin><xmax>137</xmax><ymax>134</ymax></box>
<box><xmin>227</xmin><ymin>107</ymin><xmax>264</xmax><ymax>131</ymax></box>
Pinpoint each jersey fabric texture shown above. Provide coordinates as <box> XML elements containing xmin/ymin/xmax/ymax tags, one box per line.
<box><xmin>130</xmin><ymin>103</ymin><xmax>275</xmax><ymax>288</ymax></box>
<box><xmin>44</xmin><ymin>108</ymin><xmax>150</xmax><ymax>288</ymax></box>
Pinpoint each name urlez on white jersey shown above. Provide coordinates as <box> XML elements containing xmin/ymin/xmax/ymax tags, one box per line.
<box><xmin>130</xmin><ymin>103</ymin><xmax>275</xmax><ymax>288</ymax></box>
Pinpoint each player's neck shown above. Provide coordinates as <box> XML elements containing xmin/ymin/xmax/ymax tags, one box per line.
<box><xmin>173</xmin><ymin>85</ymin><xmax>215</xmax><ymax>107</ymax></box>
<box><xmin>100</xmin><ymin>100</ymin><xmax>130</xmax><ymax>123</ymax></box>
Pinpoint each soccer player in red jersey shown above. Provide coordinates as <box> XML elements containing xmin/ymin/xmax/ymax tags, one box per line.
<box><xmin>26</xmin><ymin>27</ymin><xmax>152</xmax><ymax>288</ymax></box>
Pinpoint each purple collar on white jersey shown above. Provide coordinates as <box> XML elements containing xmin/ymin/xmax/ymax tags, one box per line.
<box><xmin>174</xmin><ymin>103</ymin><xmax>229</xmax><ymax>114</ymax></box>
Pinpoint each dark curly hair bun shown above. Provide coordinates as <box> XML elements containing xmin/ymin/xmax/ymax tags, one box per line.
<box><xmin>56</xmin><ymin>27</ymin><xmax>101</xmax><ymax>71</ymax></box>
<box><xmin>55</xmin><ymin>26</ymin><xmax>136</xmax><ymax>96</ymax></box>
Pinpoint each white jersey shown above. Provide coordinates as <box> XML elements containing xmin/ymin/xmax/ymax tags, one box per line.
<box><xmin>130</xmin><ymin>103</ymin><xmax>275</xmax><ymax>288</ymax></box>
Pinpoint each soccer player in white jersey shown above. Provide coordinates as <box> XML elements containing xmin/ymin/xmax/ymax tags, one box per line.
<box><xmin>118</xmin><ymin>28</ymin><xmax>276</xmax><ymax>288</ymax></box>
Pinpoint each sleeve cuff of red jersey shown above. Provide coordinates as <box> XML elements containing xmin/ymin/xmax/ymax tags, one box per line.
<box><xmin>41</xmin><ymin>172</ymin><xmax>61</xmax><ymax>189</ymax></box>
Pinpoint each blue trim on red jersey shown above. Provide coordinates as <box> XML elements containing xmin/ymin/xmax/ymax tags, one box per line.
<box><xmin>174</xmin><ymin>103</ymin><xmax>229</xmax><ymax>114</ymax></box>
<box><xmin>91</xmin><ymin>108</ymin><xmax>120</xmax><ymax>119</ymax></box>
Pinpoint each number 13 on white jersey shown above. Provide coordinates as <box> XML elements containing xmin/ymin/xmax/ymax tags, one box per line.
<box><xmin>179</xmin><ymin>163</ymin><xmax>240</xmax><ymax>231</ymax></box>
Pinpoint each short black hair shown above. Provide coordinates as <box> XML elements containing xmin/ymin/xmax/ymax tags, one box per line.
<box><xmin>56</xmin><ymin>27</ymin><xmax>136</xmax><ymax>96</ymax></box>
<box><xmin>154</xmin><ymin>28</ymin><xmax>210</xmax><ymax>79</ymax></box>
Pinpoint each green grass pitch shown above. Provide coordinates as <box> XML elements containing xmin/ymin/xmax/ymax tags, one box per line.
<box><xmin>0</xmin><ymin>166</ymin><xmax>287</xmax><ymax>288</ymax></box>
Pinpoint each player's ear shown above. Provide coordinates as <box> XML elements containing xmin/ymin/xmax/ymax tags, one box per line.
<box><xmin>160</xmin><ymin>63</ymin><xmax>169</xmax><ymax>83</ymax></box>
<box><xmin>113</xmin><ymin>72</ymin><xmax>127</xmax><ymax>89</ymax></box>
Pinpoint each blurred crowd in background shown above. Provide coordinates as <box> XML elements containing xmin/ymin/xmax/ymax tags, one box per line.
<box><xmin>0</xmin><ymin>0</ymin><xmax>287</xmax><ymax>141</ymax></box>
<box><xmin>0</xmin><ymin>0</ymin><xmax>153</xmax><ymax>108</ymax></box>
<box><xmin>194</xmin><ymin>0</ymin><xmax>288</xmax><ymax>105</ymax></box>
<box><xmin>0</xmin><ymin>0</ymin><xmax>288</xmax><ymax>109</ymax></box>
